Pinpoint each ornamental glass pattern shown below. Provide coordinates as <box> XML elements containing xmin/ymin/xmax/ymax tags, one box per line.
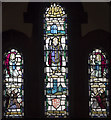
<box><xmin>44</xmin><ymin>3</ymin><xmax>68</xmax><ymax>118</ymax></box>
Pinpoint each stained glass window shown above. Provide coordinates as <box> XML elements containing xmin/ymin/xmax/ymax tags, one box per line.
<box><xmin>88</xmin><ymin>49</ymin><xmax>109</xmax><ymax>118</ymax></box>
<box><xmin>3</xmin><ymin>49</ymin><xmax>24</xmax><ymax>118</ymax></box>
<box><xmin>44</xmin><ymin>3</ymin><xmax>68</xmax><ymax>118</ymax></box>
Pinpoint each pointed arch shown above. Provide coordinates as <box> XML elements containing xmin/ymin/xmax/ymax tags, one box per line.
<box><xmin>44</xmin><ymin>3</ymin><xmax>68</xmax><ymax>118</ymax></box>
<box><xmin>3</xmin><ymin>48</ymin><xmax>24</xmax><ymax>118</ymax></box>
<box><xmin>88</xmin><ymin>48</ymin><xmax>109</xmax><ymax>118</ymax></box>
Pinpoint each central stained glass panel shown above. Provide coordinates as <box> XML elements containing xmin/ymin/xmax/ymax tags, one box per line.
<box><xmin>44</xmin><ymin>3</ymin><xmax>68</xmax><ymax>118</ymax></box>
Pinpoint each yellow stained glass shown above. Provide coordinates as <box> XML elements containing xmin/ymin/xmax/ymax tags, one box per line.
<box><xmin>46</xmin><ymin>3</ymin><xmax>65</xmax><ymax>17</ymax></box>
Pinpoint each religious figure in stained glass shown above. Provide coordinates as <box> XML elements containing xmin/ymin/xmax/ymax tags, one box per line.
<box><xmin>44</xmin><ymin>3</ymin><xmax>68</xmax><ymax>118</ymax></box>
<box><xmin>88</xmin><ymin>49</ymin><xmax>109</xmax><ymax>118</ymax></box>
<box><xmin>3</xmin><ymin>49</ymin><xmax>24</xmax><ymax>118</ymax></box>
<box><xmin>48</xmin><ymin>37</ymin><xmax>62</xmax><ymax>72</ymax></box>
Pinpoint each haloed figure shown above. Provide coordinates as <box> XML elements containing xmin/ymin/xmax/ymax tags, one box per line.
<box><xmin>5</xmin><ymin>52</ymin><xmax>22</xmax><ymax>77</ymax></box>
<box><xmin>48</xmin><ymin>37</ymin><xmax>62</xmax><ymax>74</ymax></box>
<box><xmin>92</xmin><ymin>88</ymin><xmax>106</xmax><ymax>109</ymax></box>
<box><xmin>95</xmin><ymin>54</ymin><xmax>101</xmax><ymax>77</ymax></box>
<box><xmin>8</xmin><ymin>90</ymin><xmax>20</xmax><ymax>109</ymax></box>
<box><xmin>95</xmin><ymin>53</ymin><xmax>107</xmax><ymax>78</ymax></box>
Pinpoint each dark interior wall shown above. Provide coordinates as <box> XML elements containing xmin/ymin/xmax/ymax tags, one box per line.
<box><xmin>2</xmin><ymin>2</ymin><xmax>32</xmax><ymax>38</ymax></box>
<box><xmin>2</xmin><ymin>2</ymin><xmax>111</xmax><ymax>37</ymax></box>
<box><xmin>2</xmin><ymin>30</ymin><xmax>30</xmax><ymax>119</ymax></box>
<box><xmin>2</xmin><ymin>2</ymin><xmax>111</xmax><ymax>119</ymax></box>
<box><xmin>82</xmin><ymin>2</ymin><xmax>110</xmax><ymax>36</ymax></box>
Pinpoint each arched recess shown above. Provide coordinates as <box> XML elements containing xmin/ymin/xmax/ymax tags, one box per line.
<box><xmin>24</xmin><ymin>2</ymin><xmax>87</xmax><ymax>118</ymax></box>
<box><xmin>88</xmin><ymin>48</ymin><xmax>109</xmax><ymax>118</ymax></box>
<box><xmin>2</xmin><ymin>30</ymin><xmax>30</xmax><ymax>118</ymax></box>
<box><xmin>3</xmin><ymin>48</ymin><xmax>24</xmax><ymax>118</ymax></box>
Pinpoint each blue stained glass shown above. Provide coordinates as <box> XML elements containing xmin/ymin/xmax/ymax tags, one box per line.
<box><xmin>47</xmin><ymin>89</ymin><xmax>51</xmax><ymax>94</ymax></box>
<box><xmin>61</xmin><ymin>31</ymin><xmax>65</xmax><ymax>34</ymax></box>
<box><xmin>95</xmin><ymin>65</ymin><xmax>99</xmax><ymax>70</ymax></box>
<box><xmin>3</xmin><ymin>49</ymin><xmax>24</xmax><ymax>118</ymax></box>
<box><xmin>51</xmin><ymin>51</ymin><xmax>55</xmax><ymax>56</ymax></box>
<box><xmin>58</xmin><ymin>30</ymin><xmax>65</xmax><ymax>34</ymax></box>
<box><xmin>46</xmin><ymin>31</ymin><xmax>50</xmax><ymax>34</ymax></box>
<box><xmin>44</xmin><ymin>3</ymin><xmax>68</xmax><ymax>118</ymax></box>
<box><xmin>51</xmin><ymin>25</ymin><xmax>57</xmax><ymax>34</ymax></box>
<box><xmin>22</xmin><ymin>108</ymin><xmax>24</xmax><ymax>112</ymax></box>
<box><xmin>52</xmin><ymin>57</ymin><xmax>55</xmax><ymax>62</ymax></box>
<box><xmin>66</xmin><ymin>73</ymin><xmax>68</xmax><ymax>78</ymax></box>
<box><xmin>63</xmin><ymin>87</ymin><xmax>67</xmax><ymax>91</ymax></box>
<box><xmin>88</xmin><ymin>49</ymin><xmax>109</xmax><ymax>118</ymax></box>
<box><xmin>105</xmin><ymin>83</ymin><xmax>107</xmax><ymax>86</ymax></box>
<box><xmin>52</xmin><ymin>80</ymin><xmax>57</xmax><ymax>94</ymax></box>
<box><xmin>51</xmin><ymin>30</ymin><xmax>57</xmax><ymax>34</ymax></box>
<box><xmin>12</xmin><ymin>62</ymin><xmax>16</xmax><ymax>70</ymax></box>
<box><xmin>66</xmin><ymin>40</ymin><xmax>68</xmax><ymax>44</ymax></box>
<box><xmin>52</xmin><ymin>88</ymin><xmax>57</xmax><ymax>94</ymax></box>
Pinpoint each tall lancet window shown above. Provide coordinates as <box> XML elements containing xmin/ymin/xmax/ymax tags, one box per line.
<box><xmin>3</xmin><ymin>49</ymin><xmax>24</xmax><ymax>118</ymax></box>
<box><xmin>88</xmin><ymin>49</ymin><xmax>109</xmax><ymax>118</ymax></box>
<box><xmin>44</xmin><ymin>3</ymin><xmax>68</xmax><ymax>118</ymax></box>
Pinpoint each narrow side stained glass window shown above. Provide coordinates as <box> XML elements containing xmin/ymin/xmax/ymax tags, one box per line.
<box><xmin>3</xmin><ymin>49</ymin><xmax>24</xmax><ymax>118</ymax></box>
<box><xmin>44</xmin><ymin>3</ymin><xmax>68</xmax><ymax>118</ymax></box>
<box><xmin>88</xmin><ymin>49</ymin><xmax>109</xmax><ymax>118</ymax></box>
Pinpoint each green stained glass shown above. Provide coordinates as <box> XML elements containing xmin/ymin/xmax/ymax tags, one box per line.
<box><xmin>64</xmin><ymin>47</ymin><xmax>66</xmax><ymax>59</ymax></box>
<box><xmin>46</xmin><ymin>51</ymin><xmax>47</xmax><ymax>61</ymax></box>
<box><xmin>3</xmin><ymin>49</ymin><xmax>24</xmax><ymax>118</ymax></box>
<box><xmin>44</xmin><ymin>3</ymin><xmax>68</xmax><ymax>118</ymax></box>
<box><xmin>65</xmin><ymin>99</ymin><xmax>67</xmax><ymax>109</ymax></box>
<box><xmin>46</xmin><ymin>98</ymin><xmax>48</xmax><ymax>110</ymax></box>
<box><xmin>46</xmin><ymin>75</ymin><xmax>48</xmax><ymax>86</ymax></box>
<box><xmin>88</xmin><ymin>49</ymin><xmax>109</xmax><ymax>118</ymax></box>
